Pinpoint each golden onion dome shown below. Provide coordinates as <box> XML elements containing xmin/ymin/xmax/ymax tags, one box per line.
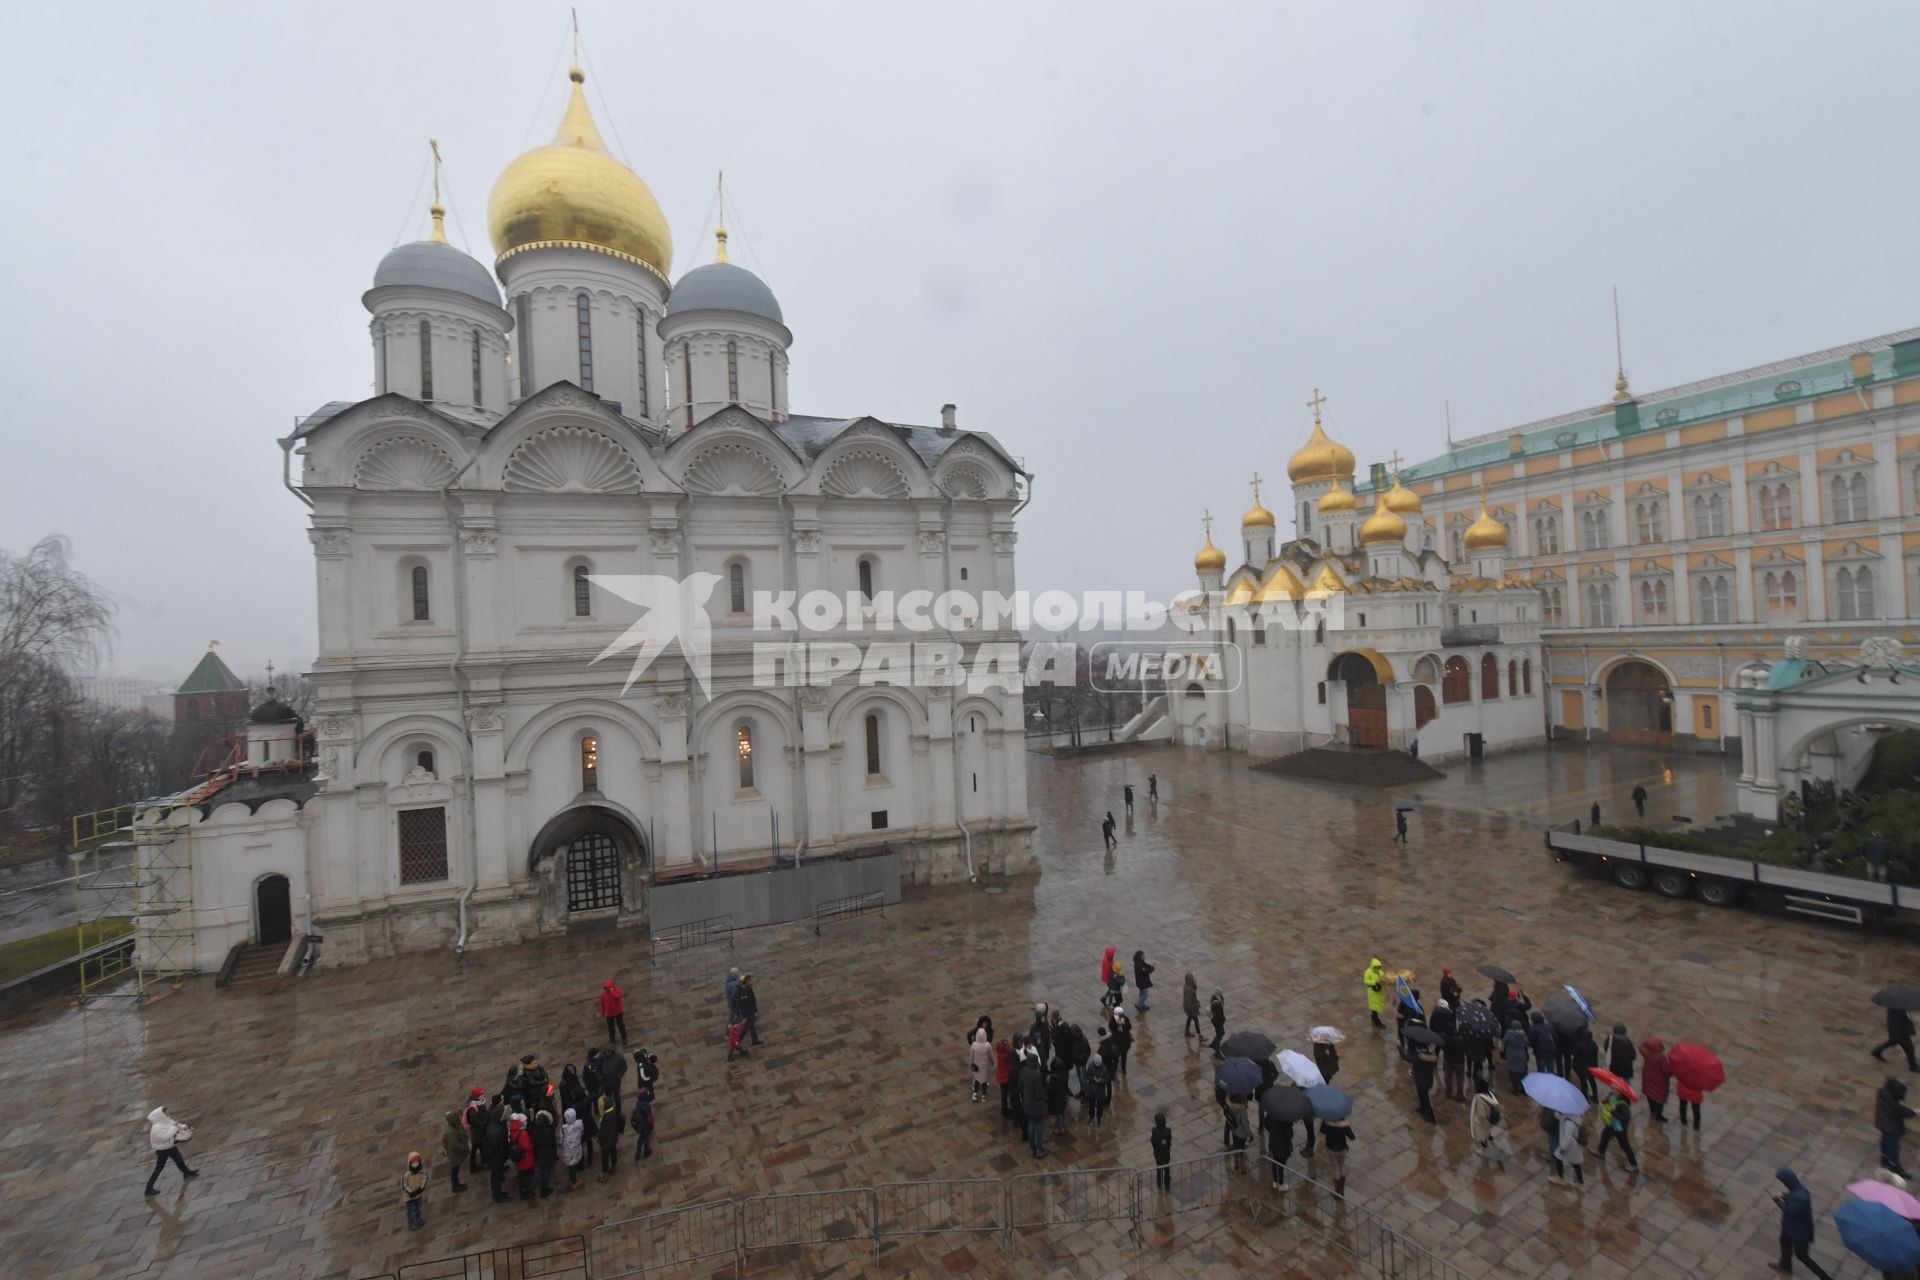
<box><xmin>1384</xmin><ymin>477</ymin><xmax>1423</xmax><ymax>515</ymax></box>
<box><xmin>488</xmin><ymin>68</ymin><xmax>674</xmax><ymax>280</ymax></box>
<box><xmin>1359</xmin><ymin>493</ymin><xmax>1409</xmax><ymax>546</ymax></box>
<box><xmin>1194</xmin><ymin>527</ymin><xmax>1227</xmax><ymax>574</ymax></box>
<box><xmin>1286</xmin><ymin>421</ymin><xmax>1356</xmax><ymax>484</ymax></box>
<box><xmin>1242</xmin><ymin>501</ymin><xmax>1275</xmax><ymax>530</ymax></box>
<box><xmin>1319</xmin><ymin>485</ymin><xmax>1357</xmax><ymax>514</ymax></box>
<box><xmin>1464</xmin><ymin>501</ymin><xmax>1510</xmax><ymax>552</ymax></box>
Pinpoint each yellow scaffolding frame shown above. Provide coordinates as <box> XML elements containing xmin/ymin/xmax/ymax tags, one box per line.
<box><xmin>70</xmin><ymin>797</ymin><xmax>198</xmax><ymax>995</ymax></box>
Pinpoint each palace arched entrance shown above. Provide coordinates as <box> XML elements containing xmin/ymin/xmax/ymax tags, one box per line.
<box><xmin>1605</xmin><ymin>661</ymin><xmax>1673</xmax><ymax>746</ymax></box>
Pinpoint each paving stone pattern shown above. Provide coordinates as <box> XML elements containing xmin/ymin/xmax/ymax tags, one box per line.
<box><xmin>0</xmin><ymin>743</ymin><xmax>1908</xmax><ymax>1279</ymax></box>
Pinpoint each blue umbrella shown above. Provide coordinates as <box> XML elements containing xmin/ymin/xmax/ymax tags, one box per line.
<box><xmin>1396</xmin><ymin>976</ymin><xmax>1422</xmax><ymax>1017</ymax></box>
<box><xmin>1214</xmin><ymin>1056</ymin><xmax>1261</xmax><ymax>1096</ymax></box>
<box><xmin>1305</xmin><ymin>1084</ymin><xmax>1352</xmax><ymax>1121</ymax></box>
<box><xmin>1836</xmin><ymin>1198</ymin><xmax>1920</xmax><ymax>1272</ymax></box>
<box><xmin>1521</xmin><ymin>1072</ymin><xmax>1589</xmax><ymax>1116</ymax></box>
<box><xmin>1563</xmin><ymin>985</ymin><xmax>1596</xmax><ymax>1022</ymax></box>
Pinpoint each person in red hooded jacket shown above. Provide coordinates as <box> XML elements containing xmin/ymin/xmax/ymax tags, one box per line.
<box><xmin>508</xmin><ymin>1114</ymin><xmax>536</xmax><ymax>1200</ymax></box>
<box><xmin>995</xmin><ymin>1038</ymin><xmax>1015</xmax><ymax>1126</ymax></box>
<box><xmin>1639</xmin><ymin>1037</ymin><xmax>1671</xmax><ymax>1123</ymax></box>
<box><xmin>599</xmin><ymin>979</ymin><xmax>628</xmax><ymax>1046</ymax></box>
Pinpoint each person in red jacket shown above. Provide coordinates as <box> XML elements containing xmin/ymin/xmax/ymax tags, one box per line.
<box><xmin>508</xmin><ymin>1114</ymin><xmax>536</xmax><ymax>1201</ymax></box>
<box><xmin>995</xmin><ymin>1038</ymin><xmax>1015</xmax><ymax>1127</ymax></box>
<box><xmin>599</xmin><ymin>979</ymin><xmax>628</xmax><ymax>1046</ymax></box>
<box><xmin>1639</xmin><ymin>1037</ymin><xmax>1671</xmax><ymax>1123</ymax></box>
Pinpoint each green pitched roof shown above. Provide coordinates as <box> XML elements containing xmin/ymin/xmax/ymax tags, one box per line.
<box><xmin>1357</xmin><ymin>326</ymin><xmax>1920</xmax><ymax>494</ymax></box>
<box><xmin>176</xmin><ymin>649</ymin><xmax>247</xmax><ymax>695</ymax></box>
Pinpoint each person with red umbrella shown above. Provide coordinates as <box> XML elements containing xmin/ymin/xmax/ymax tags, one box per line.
<box><xmin>1668</xmin><ymin>1042</ymin><xmax>1726</xmax><ymax>1132</ymax></box>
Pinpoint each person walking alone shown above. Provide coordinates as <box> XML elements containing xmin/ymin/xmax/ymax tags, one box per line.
<box><xmin>599</xmin><ymin>978</ymin><xmax>628</xmax><ymax>1046</ymax></box>
<box><xmin>1148</xmin><ymin>774</ymin><xmax>1159</xmax><ymax>804</ymax></box>
<box><xmin>1872</xmin><ymin>1003</ymin><xmax>1919</xmax><ymax>1071</ymax></box>
<box><xmin>1877</xmin><ymin>1079</ymin><xmax>1915</xmax><ymax>1178</ymax></box>
<box><xmin>1123</xmin><ymin>783</ymin><xmax>1135</xmax><ymax>816</ymax></box>
<box><xmin>1133</xmin><ymin>950</ymin><xmax>1154</xmax><ymax>1013</ymax></box>
<box><xmin>1469</xmin><ymin>1085</ymin><xmax>1507</xmax><ymax>1170</ymax></box>
<box><xmin>1630</xmin><ymin>783</ymin><xmax>1647</xmax><ymax>818</ymax></box>
<box><xmin>1394</xmin><ymin>809</ymin><xmax>1409</xmax><ymax>843</ymax></box>
<box><xmin>1594</xmin><ymin>1091</ymin><xmax>1639</xmax><ymax>1172</ymax></box>
<box><xmin>142</xmin><ymin>1107</ymin><xmax>198</xmax><ymax>1197</ymax></box>
<box><xmin>1208</xmin><ymin>987</ymin><xmax>1227</xmax><ymax>1059</ymax></box>
<box><xmin>1640</xmin><ymin>1037</ymin><xmax>1671</xmax><ymax>1122</ymax></box>
<box><xmin>1772</xmin><ymin>1168</ymin><xmax>1837</xmax><ymax>1279</ymax></box>
<box><xmin>1150</xmin><ymin>1112</ymin><xmax>1173</xmax><ymax>1190</ymax></box>
<box><xmin>1182</xmin><ymin>973</ymin><xmax>1202</xmax><ymax>1039</ymax></box>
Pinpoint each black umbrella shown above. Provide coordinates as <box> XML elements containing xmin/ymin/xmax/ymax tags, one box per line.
<box><xmin>1476</xmin><ymin>963</ymin><xmax>1517</xmax><ymax>985</ymax></box>
<box><xmin>1259</xmin><ymin>1085</ymin><xmax>1314</xmax><ymax>1123</ymax></box>
<box><xmin>1872</xmin><ymin>985</ymin><xmax>1920</xmax><ymax>1013</ymax></box>
<box><xmin>1402</xmin><ymin>1024</ymin><xmax>1446</xmax><ymax>1048</ymax></box>
<box><xmin>1221</xmin><ymin>1031</ymin><xmax>1277</xmax><ymax>1061</ymax></box>
<box><xmin>1543</xmin><ymin>993</ymin><xmax>1587</xmax><ymax>1034</ymax></box>
<box><xmin>1457</xmin><ymin>1002</ymin><xmax>1501</xmax><ymax>1038</ymax></box>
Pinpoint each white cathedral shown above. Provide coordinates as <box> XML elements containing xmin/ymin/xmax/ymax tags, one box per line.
<box><xmin>1167</xmin><ymin>403</ymin><xmax>1546</xmax><ymax>762</ymax></box>
<box><xmin>143</xmin><ymin>63</ymin><xmax>1034</xmax><ymax>969</ymax></box>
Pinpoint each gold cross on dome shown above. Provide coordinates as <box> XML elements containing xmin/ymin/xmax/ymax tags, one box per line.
<box><xmin>1387</xmin><ymin>450</ymin><xmax>1405</xmax><ymax>480</ymax></box>
<box><xmin>1306</xmin><ymin>388</ymin><xmax>1328</xmax><ymax>425</ymax></box>
<box><xmin>1250</xmin><ymin>472</ymin><xmax>1263</xmax><ymax>505</ymax></box>
<box><xmin>1202</xmin><ymin>511</ymin><xmax>1215</xmax><ymax>540</ymax></box>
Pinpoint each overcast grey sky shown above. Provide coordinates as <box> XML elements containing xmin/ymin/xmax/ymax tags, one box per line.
<box><xmin>4</xmin><ymin>2</ymin><xmax>1916</xmax><ymax>683</ymax></box>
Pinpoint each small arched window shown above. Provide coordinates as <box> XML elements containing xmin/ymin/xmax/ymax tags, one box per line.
<box><xmin>726</xmin><ymin>340</ymin><xmax>740</xmax><ymax>403</ymax></box>
<box><xmin>1522</xmin><ymin>658</ymin><xmax>1533</xmax><ymax>694</ymax></box>
<box><xmin>728</xmin><ymin>562</ymin><xmax>747</xmax><ymax>614</ymax></box>
<box><xmin>410</xmin><ymin>565</ymin><xmax>431</xmax><ymax>621</ymax></box>
<box><xmin>857</xmin><ymin>558</ymin><xmax>875</xmax><ymax>601</ymax></box>
<box><xmin>1442</xmin><ymin>656</ymin><xmax>1472</xmax><ymax>704</ymax></box>
<box><xmin>1184</xmin><ymin>683</ymin><xmax>1205</xmax><ymax>700</ymax></box>
<box><xmin>865</xmin><ymin>712</ymin><xmax>883</xmax><ymax>776</ymax></box>
<box><xmin>573</xmin><ymin>565</ymin><xmax>592</xmax><ymax>617</ymax></box>
<box><xmin>1481</xmin><ymin>652</ymin><xmax>1500</xmax><ymax>700</ymax></box>
<box><xmin>1508</xmin><ymin>659</ymin><xmax>1518</xmax><ymax>696</ymax></box>
<box><xmin>635</xmin><ymin>310</ymin><xmax>649</xmax><ymax>417</ymax></box>
<box><xmin>736</xmin><ymin>723</ymin><xmax>755</xmax><ymax>790</ymax></box>
<box><xmin>415</xmin><ymin>749</ymin><xmax>435</xmax><ymax>774</ymax></box>
<box><xmin>576</xmin><ymin>292</ymin><xmax>594</xmax><ymax>393</ymax></box>
<box><xmin>581</xmin><ymin>736</ymin><xmax>598</xmax><ymax>791</ymax></box>
<box><xmin>471</xmin><ymin>330</ymin><xmax>483</xmax><ymax>407</ymax></box>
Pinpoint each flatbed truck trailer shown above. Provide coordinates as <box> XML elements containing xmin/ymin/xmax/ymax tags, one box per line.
<box><xmin>1545</xmin><ymin>823</ymin><xmax>1918</xmax><ymax>927</ymax></box>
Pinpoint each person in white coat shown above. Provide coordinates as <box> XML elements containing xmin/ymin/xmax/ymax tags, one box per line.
<box><xmin>144</xmin><ymin>1106</ymin><xmax>197</xmax><ymax>1195</ymax></box>
<box><xmin>1552</xmin><ymin>1113</ymin><xmax>1585</xmax><ymax>1185</ymax></box>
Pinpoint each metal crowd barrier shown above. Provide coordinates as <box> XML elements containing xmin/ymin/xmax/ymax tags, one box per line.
<box><xmin>394</xmin><ymin>1234</ymin><xmax>587</xmax><ymax>1280</ymax></box>
<box><xmin>648</xmin><ymin>913</ymin><xmax>734</xmax><ymax>963</ymax></box>
<box><xmin>589</xmin><ymin>1200</ymin><xmax>736</xmax><ymax>1279</ymax></box>
<box><xmin>812</xmin><ymin>889</ymin><xmax>885</xmax><ymax>935</ymax></box>
<box><xmin>875</xmin><ymin>1178</ymin><xmax>1006</xmax><ymax>1238</ymax></box>
<box><xmin>1252</xmin><ymin>1159</ymin><xmax>1470</xmax><ymax>1280</ymax></box>
<box><xmin>360</xmin><ymin>1160</ymin><xmax>1461</xmax><ymax>1280</ymax></box>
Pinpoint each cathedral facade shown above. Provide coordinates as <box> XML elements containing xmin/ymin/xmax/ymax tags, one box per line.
<box><xmin>157</xmin><ymin>62</ymin><xmax>1034</xmax><ymax>967</ymax></box>
<box><xmin>1169</xmin><ymin>402</ymin><xmax>1546</xmax><ymax>762</ymax></box>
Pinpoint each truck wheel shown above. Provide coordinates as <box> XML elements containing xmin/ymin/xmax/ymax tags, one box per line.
<box><xmin>1653</xmin><ymin>870</ymin><xmax>1690</xmax><ymax>898</ymax></box>
<box><xmin>1696</xmin><ymin>877</ymin><xmax>1740</xmax><ymax>907</ymax></box>
<box><xmin>1613</xmin><ymin>862</ymin><xmax>1649</xmax><ymax>891</ymax></box>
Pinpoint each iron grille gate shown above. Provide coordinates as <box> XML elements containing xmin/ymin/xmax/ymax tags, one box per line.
<box><xmin>567</xmin><ymin>831</ymin><xmax>621</xmax><ymax>912</ymax></box>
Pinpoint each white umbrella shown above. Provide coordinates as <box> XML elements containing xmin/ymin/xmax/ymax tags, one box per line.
<box><xmin>1308</xmin><ymin>1025</ymin><xmax>1345</xmax><ymax>1045</ymax></box>
<box><xmin>1274</xmin><ymin>1049</ymin><xmax>1325</xmax><ymax>1087</ymax></box>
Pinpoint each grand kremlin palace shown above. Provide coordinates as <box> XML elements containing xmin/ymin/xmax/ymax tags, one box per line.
<box><xmin>1344</xmin><ymin>328</ymin><xmax>1920</xmax><ymax>753</ymax></box>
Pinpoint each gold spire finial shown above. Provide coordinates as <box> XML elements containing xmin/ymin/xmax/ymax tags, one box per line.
<box><xmin>1250</xmin><ymin>471</ymin><xmax>1263</xmax><ymax>507</ymax></box>
<box><xmin>1202</xmin><ymin>510</ymin><xmax>1215</xmax><ymax>541</ymax></box>
<box><xmin>570</xmin><ymin>7</ymin><xmax>583</xmax><ymax>80</ymax></box>
<box><xmin>1307</xmin><ymin>387</ymin><xmax>1327</xmax><ymax>426</ymax></box>
<box><xmin>1611</xmin><ymin>284</ymin><xmax>1633</xmax><ymax>403</ymax></box>
<box><xmin>427</xmin><ymin>139</ymin><xmax>448</xmax><ymax>243</ymax></box>
<box><xmin>715</xmin><ymin>171</ymin><xmax>730</xmax><ymax>263</ymax></box>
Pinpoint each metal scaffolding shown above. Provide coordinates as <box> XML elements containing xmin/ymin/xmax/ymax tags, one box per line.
<box><xmin>70</xmin><ymin>794</ymin><xmax>201</xmax><ymax>996</ymax></box>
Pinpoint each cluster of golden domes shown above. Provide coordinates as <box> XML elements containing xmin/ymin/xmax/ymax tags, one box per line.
<box><xmin>1464</xmin><ymin>499</ymin><xmax>1510</xmax><ymax>551</ymax></box>
<box><xmin>487</xmin><ymin>66</ymin><xmax>674</xmax><ymax>278</ymax></box>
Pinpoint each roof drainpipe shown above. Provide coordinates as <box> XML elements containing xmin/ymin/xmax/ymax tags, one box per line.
<box><xmin>279</xmin><ymin>428</ymin><xmax>315</xmax><ymax>509</ymax></box>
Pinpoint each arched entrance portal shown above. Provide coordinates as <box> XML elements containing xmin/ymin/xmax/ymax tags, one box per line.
<box><xmin>1331</xmin><ymin>652</ymin><xmax>1387</xmax><ymax>748</ymax></box>
<box><xmin>528</xmin><ymin>804</ymin><xmax>649</xmax><ymax>930</ymax></box>
<box><xmin>255</xmin><ymin>874</ymin><xmax>291</xmax><ymax>946</ymax></box>
<box><xmin>1606</xmin><ymin>661</ymin><xmax>1673</xmax><ymax>745</ymax></box>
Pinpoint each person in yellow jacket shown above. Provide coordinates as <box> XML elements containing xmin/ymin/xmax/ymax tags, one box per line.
<box><xmin>1364</xmin><ymin>958</ymin><xmax>1387</xmax><ymax>1029</ymax></box>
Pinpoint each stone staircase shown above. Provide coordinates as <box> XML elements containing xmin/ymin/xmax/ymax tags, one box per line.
<box><xmin>225</xmin><ymin>944</ymin><xmax>285</xmax><ymax>986</ymax></box>
<box><xmin>1251</xmin><ymin>746</ymin><xmax>1444</xmax><ymax>788</ymax></box>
